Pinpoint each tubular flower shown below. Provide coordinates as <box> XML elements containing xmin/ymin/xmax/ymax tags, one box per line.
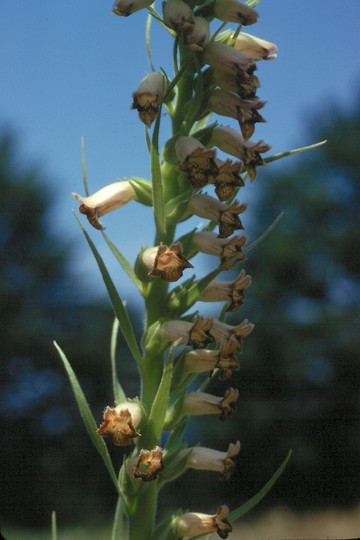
<box><xmin>96</xmin><ymin>401</ymin><xmax>142</xmax><ymax>446</ymax></box>
<box><xmin>191</xmin><ymin>231</ymin><xmax>248</xmax><ymax>268</ymax></box>
<box><xmin>209</xmin><ymin>89</ymin><xmax>266</xmax><ymax>140</ymax></box>
<box><xmin>186</xmin><ymin>194</ymin><xmax>247</xmax><ymax>238</ymax></box>
<box><xmin>184</xmin><ymin>336</ymin><xmax>240</xmax><ymax>380</ymax></box>
<box><xmin>212</xmin><ymin>158</ymin><xmax>245</xmax><ymax>202</ymax></box>
<box><xmin>211</xmin><ymin>319</ymin><xmax>254</xmax><ymax>352</ymax></box>
<box><xmin>162</xmin><ymin>316</ymin><xmax>215</xmax><ymax>349</ymax></box>
<box><xmin>183</xmin><ymin>16</ymin><xmax>210</xmax><ymax>52</ymax></box>
<box><xmin>199</xmin><ymin>268</ymin><xmax>252</xmax><ymax>311</ymax></box>
<box><xmin>132</xmin><ymin>72</ymin><xmax>168</xmax><ymax>127</ymax></box>
<box><xmin>174</xmin><ymin>505</ymin><xmax>232</xmax><ymax>539</ymax></box>
<box><xmin>182</xmin><ymin>388</ymin><xmax>239</xmax><ymax>421</ymax></box>
<box><xmin>213</xmin><ymin>66</ymin><xmax>260</xmax><ymax>100</ymax></box>
<box><xmin>142</xmin><ymin>242</ymin><xmax>193</xmax><ymax>282</ymax></box>
<box><xmin>214</xmin><ymin>0</ymin><xmax>258</xmax><ymax>26</ymax></box>
<box><xmin>72</xmin><ymin>181</ymin><xmax>137</xmax><ymax>230</ymax></box>
<box><xmin>133</xmin><ymin>446</ymin><xmax>164</xmax><ymax>482</ymax></box>
<box><xmin>211</xmin><ymin>125</ymin><xmax>271</xmax><ymax>181</ymax></box>
<box><xmin>234</xmin><ymin>32</ymin><xmax>278</xmax><ymax>60</ymax></box>
<box><xmin>204</xmin><ymin>42</ymin><xmax>253</xmax><ymax>76</ymax></box>
<box><xmin>176</xmin><ymin>136</ymin><xmax>218</xmax><ymax>188</ymax></box>
<box><xmin>112</xmin><ymin>0</ymin><xmax>153</xmax><ymax>16</ymax></box>
<box><xmin>163</xmin><ymin>0</ymin><xmax>194</xmax><ymax>33</ymax></box>
<box><xmin>185</xmin><ymin>440</ymin><xmax>241</xmax><ymax>479</ymax></box>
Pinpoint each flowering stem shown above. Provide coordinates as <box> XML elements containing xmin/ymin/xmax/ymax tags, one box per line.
<box><xmin>128</xmin><ymin>483</ymin><xmax>158</xmax><ymax>540</ymax></box>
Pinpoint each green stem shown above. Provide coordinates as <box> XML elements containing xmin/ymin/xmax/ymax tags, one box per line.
<box><xmin>128</xmin><ymin>482</ymin><xmax>158</xmax><ymax>540</ymax></box>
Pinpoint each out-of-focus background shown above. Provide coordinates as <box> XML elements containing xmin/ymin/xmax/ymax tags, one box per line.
<box><xmin>1</xmin><ymin>1</ymin><xmax>359</xmax><ymax>538</ymax></box>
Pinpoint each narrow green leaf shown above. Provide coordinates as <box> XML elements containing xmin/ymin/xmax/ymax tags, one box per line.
<box><xmin>81</xmin><ymin>137</ymin><xmax>90</xmax><ymax>196</ymax></box>
<box><xmin>244</xmin><ymin>211</ymin><xmax>284</xmax><ymax>254</ymax></box>
<box><xmin>145</xmin><ymin>12</ymin><xmax>155</xmax><ymax>72</ymax></box>
<box><xmin>146</xmin><ymin>352</ymin><xmax>173</xmax><ymax>447</ymax></box>
<box><xmin>110</xmin><ymin>318</ymin><xmax>127</xmax><ymax>404</ymax></box>
<box><xmin>102</xmin><ymin>231</ymin><xmax>142</xmax><ymax>292</ymax></box>
<box><xmin>128</xmin><ymin>177</ymin><xmax>153</xmax><ymax>206</ymax></box>
<box><xmin>151</xmin><ymin>112</ymin><xmax>166</xmax><ymax>242</ymax></box>
<box><xmin>265</xmin><ymin>140</ymin><xmax>327</xmax><ymax>164</ymax></box>
<box><xmin>53</xmin><ymin>341</ymin><xmax>121</xmax><ymax>495</ymax></box>
<box><xmin>111</xmin><ymin>495</ymin><xmax>129</xmax><ymax>540</ymax></box>
<box><xmin>229</xmin><ymin>449</ymin><xmax>292</xmax><ymax>522</ymax></box>
<box><xmin>51</xmin><ymin>511</ymin><xmax>57</xmax><ymax>540</ymax></box>
<box><xmin>75</xmin><ymin>214</ymin><xmax>143</xmax><ymax>365</ymax></box>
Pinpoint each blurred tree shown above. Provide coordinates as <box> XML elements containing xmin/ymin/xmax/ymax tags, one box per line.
<box><xmin>166</xmin><ymin>97</ymin><xmax>360</xmax><ymax>511</ymax></box>
<box><xmin>0</xmin><ymin>132</ymin><xmax>139</xmax><ymax>529</ymax></box>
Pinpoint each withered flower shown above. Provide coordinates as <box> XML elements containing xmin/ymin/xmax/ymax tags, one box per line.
<box><xmin>133</xmin><ymin>446</ymin><xmax>164</xmax><ymax>482</ymax></box>
<box><xmin>182</xmin><ymin>387</ymin><xmax>239</xmax><ymax>421</ymax></box>
<box><xmin>97</xmin><ymin>401</ymin><xmax>142</xmax><ymax>446</ymax></box>
<box><xmin>142</xmin><ymin>242</ymin><xmax>193</xmax><ymax>282</ymax></box>
<box><xmin>199</xmin><ymin>268</ymin><xmax>252</xmax><ymax>311</ymax></box>
<box><xmin>176</xmin><ymin>136</ymin><xmax>218</xmax><ymax>188</ymax></box>
<box><xmin>72</xmin><ymin>181</ymin><xmax>137</xmax><ymax>230</ymax></box>
<box><xmin>132</xmin><ymin>72</ymin><xmax>168</xmax><ymax>127</ymax></box>
<box><xmin>174</xmin><ymin>505</ymin><xmax>232</xmax><ymax>539</ymax></box>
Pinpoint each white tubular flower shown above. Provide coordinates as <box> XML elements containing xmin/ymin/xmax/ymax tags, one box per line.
<box><xmin>186</xmin><ymin>441</ymin><xmax>241</xmax><ymax>479</ymax></box>
<box><xmin>191</xmin><ymin>231</ymin><xmax>248</xmax><ymax>267</ymax></box>
<box><xmin>182</xmin><ymin>388</ymin><xmax>239</xmax><ymax>421</ymax></box>
<box><xmin>234</xmin><ymin>32</ymin><xmax>278</xmax><ymax>60</ymax></box>
<box><xmin>199</xmin><ymin>268</ymin><xmax>252</xmax><ymax>311</ymax></box>
<box><xmin>183</xmin><ymin>16</ymin><xmax>210</xmax><ymax>52</ymax></box>
<box><xmin>96</xmin><ymin>401</ymin><xmax>142</xmax><ymax>446</ymax></box>
<box><xmin>212</xmin><ymin>158</ymin><xmax>245</xmax><ymax>202</ymax></box>
<box><xmin>163</xmin><ymin>0</ymin><xmax>194</xmax><ymax>33</ymax></box>
<box><xmin>176</xmin><ymin>136</ymin><xmax>218</xmax><ymax>188</ymax></box>
<box><xmin>72</xmin><ymin>181</ymin><xmax>137</xmax><ymax>230</ymax></box>
<box><xmin>211</xmin><ymin>125</ymin><xmax>271</xmax><ymax>181</ymax></box>
<box><xmin>184</xmin><ymin>336</ymin><xmax>240</xmax><ymax>380</ymax></box>
<box><xmin>187</xmin><ymin>194</ymin><xmax>247</xmax><ymax>238</ymax></box>
<box><xmin>142</xmin><ymin>242</ymin><xmax>193</xmax><ymax>282</ymax></box>
<box><xmin>112</xmin><ymin>0</ymin><xmax>153</xmax><ymax>16</ymax></box>
<box><xmin>204</xmin><ymin>42</ymin><xmax>253</xmax><ymax>75</ymax></box>
<box><xmin>174</xmin><ymin>505</ymin><xmax>232</xmax><ymax>539</ymax></box>
<box><xmin>162</xmin><ymin>316</ymin><xmax>215</xmax><ymax>349</ymax></box>
<box><xmin>214</xmin><ymin>0</ymin><xmax>258</xmax><ymax>26</ymax></box>
<box><xmin>132</xmin><ymin>72</ymin><xmax>168</xmax><ymax>127</ymax></box>
<box><xmin>211</xmin><ymin>319</ymin><xmax>254</xmax><ymax>351</ymax></box>
<box><xmin>209</xmin><ymin>89</ymin><xmax>266</xmax><ymax>140</ymax></box>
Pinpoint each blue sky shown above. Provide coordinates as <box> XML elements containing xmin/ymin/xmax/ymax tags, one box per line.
<box><xmin>1</xmin><ymin>0</ymin><xmax>359</xmax><ymax>300</ymax></box>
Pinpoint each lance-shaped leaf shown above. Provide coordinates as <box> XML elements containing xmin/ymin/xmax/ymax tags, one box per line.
<box><xmin>53</xmin><ymin>341</ymin><xmax>121</xmax><ymax>495</ymax></box>
<box><xmin>111</xmin><ymin>494</ymin><xmax>129</xmax><ymax>540</ymax></box>
<box><xmin>75</xmin><ymin>214</ymin><xmax>143</xmax><ymax>365</ymax></box>
<box><xmin>265</xmin><ymin>140</ymin><xmax>327</xmax><ymax>164</ymax></box>
<box><xmin>102</xmin><ymin>231</ymin><xmax>142</xmax><ymax>292</ymax></box>
<box><xmin>128</xmin><ymin>177</ymin><xmax>153</xmax><ymax>207</ymax></box>
<box><xmin>51</xmin><ymin>511</ymin><xmax>57</xmax><ymax>540</ymax></box>
<box><xmin>151</xmin><ymin>110</ymin><xmax>166</xmax><ymax>243</ymax></box>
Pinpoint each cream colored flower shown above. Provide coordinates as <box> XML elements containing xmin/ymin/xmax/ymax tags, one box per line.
<box><xmin>182</xmin><ymin>387</ymin><xmax>239</xmax><ymax>421</ymax></box>
<box><xmin>176</xmin><ymin>136</ymin><xmax>218</xmax><ymax>188</ymax></box>
<box><xmin>212</xmin><ymin>158</ymin><xmax>245</xmax><ymax>202</ymax></box>
<box><xmin>186</xmin><ymin>194</ymin><xmax>247</xmax><ymax>238</ymax></box>
<box><xmin>199</xmin><ymin>268</ymin><xmax>252</xmax><ymax>311</ymax></box>
<box><xmin>112</xmin><ymin>0</ymin><xmax>153</xmax><ymax>16</ymax></box>
<box><xmin>174</xmin><ymin>505</ymin><xmax>232</xmax><ymax>538</ymax></box>
<box><xmin>183</xmin><ymin>16</ymin><xmax>210</xmax><ymax>52</ymax></box>
<box><xmin>132</xmin><ymin>72</ymin><xmax>168</xmax><ymax>127</ymax></box>
<box><xmin>142</xmin><ymin>242</ymin><xmax>193</xmax><ymax>282</ymax></box>
<box><xmin>234</xmin><ymin>32</ymin><xmax>278</xmax><ymax>60</ymax></box>
<box><xmin>72</xmin><ymin>181</ymin><xmax>137</xmax><ymax>230</ymax></box>
<box><xmin>204</xmin><ymin>42</ymin><xmax>253</xmax><ymax>75</ymax></box>
<box><xmin>191</xmin><ymin>231</ymin><xmax>248</xmax><ymax>267</ymax></box>
<box><xmin>163</xmin><ymin>0</ymin><xmax>194</xmax><ymax>33</ymax></box>
<box><xmin>183</xmin><ymin>336</ymin><xmax>240</xmax><ymax>380</ymax></box>
<box><xmin>162</xmin><ymin>316</ymin><xmax>215</xmax><ymax>349</ymax></box>
<box><xmin>96</xmin><ymin>401</ymin><xmax>142</xmax><ymax>446</ymax></box>
<box><xmin>211</xmin><ymin>318</ymin><xmax>254</xmax><ymax>351</ymax></box>
<box><xmin>186</xmin><ymin>440</ymin><xmax>241</xmax><ymax>479</ymax></box>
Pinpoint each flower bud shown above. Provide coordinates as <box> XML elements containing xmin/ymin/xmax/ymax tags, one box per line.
<box><xmin>142</xmin><ymin>242</ymin><xmax>193</xmax><ymax>282</ymax></box>
<box><xmin>132</xmin><ymin>72</ymin><xmax>168</xmax><ymax>127</ymax></box>
<box><xmin>112</xmin><ymin>0</ymin><xmax>153</xmax><ymax>16</ymax></box>
<box><xmin>72</xmin><ymin>181</ymin><xmax>137</xmax><ymax>230</ymax></box>
<box><xmin>96</xmin><ymin>401</ymin><xmax>142</xmax><ymax>446</ymax></box>
<box><xmin>163</xmin><ymin>0</ymin><xmax>194</xmax><ymax>33</ymax></box>
<box><xmin>214</xmin><ymin>0</ymin><xmax>258</xmax><ymax>26</ymax></box>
